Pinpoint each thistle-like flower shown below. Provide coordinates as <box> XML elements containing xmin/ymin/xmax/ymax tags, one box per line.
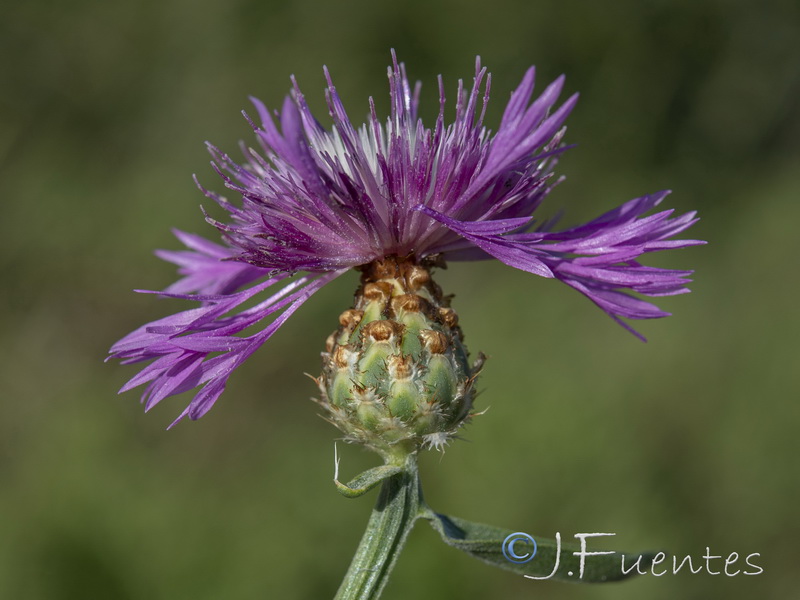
<box><xmin>109</xmin><ymin>52</ymin><xmax>703</xmax><ymax>450</ymax></box>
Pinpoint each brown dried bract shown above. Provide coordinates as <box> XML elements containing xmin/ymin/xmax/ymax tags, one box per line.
<box><xmin>406</xmin><ymin>264</ymin><xmax>431</xmax><ymax>291</ymax></box>
<box><xmin>386</xmin><ymin>354</ymin><xmax>415</xmax><ymax>380</ymax></box>
<box><xmin>332</xmin><ymin>345</ymin><xmax>355</xmax><ymax>369</ymax></box>
<box><xmin>338</xmin><ymin>308</ymin><xmax>363</xmax><ymax>329</ymax></box>
<box><xmin>360</xmin><ymin>256</ymin><xmax>402</xmax><ymax>281</ymax></box>
<box><xmin>325</xmin><ymin>332</ymin><xmax>337</xmax><ymax>353</ymax></box>
<box><xmin>438</xmin><ymin>307</ymin><xmax>459</xmax><ymax>328</ymax></box>
<box><xmin>390</xmin><ymin>293</ymin><xmax>431</xmax><ymax>316</ymax></box>
<box><xmin>361</xmin><ymin>282</ymin><xmax>394</xmax><ymax>303</ymax></box>
<box><xmin>419</xmin><ymin>329</ymin><xmax>448</xmax><ymax>354</ymax></box>
<box><xmin>361</xmin><ymin>319</ymin><xmax>403</xmax><ymax>342</ymax></box>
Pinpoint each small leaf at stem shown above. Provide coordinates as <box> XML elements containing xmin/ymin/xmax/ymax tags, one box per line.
<box><xmin>335</xmin><ymin>465</ymin><xmax>406</xmax><ymax>498</ymax></box>
<box><xmin>333</xmin><ymin>443</ymin><xmax>406</xmax><ymax>498</ymax></box>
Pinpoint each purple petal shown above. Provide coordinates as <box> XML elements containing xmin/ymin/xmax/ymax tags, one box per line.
<box><xmin>111</xmin><ymin>270</ymin><xmax>345</xmax><ymax>422</ymax></box>
<box><xmin>417</xmin><ymin>206</ymin><xmax>553</xmax><ymax>277</ymax></box>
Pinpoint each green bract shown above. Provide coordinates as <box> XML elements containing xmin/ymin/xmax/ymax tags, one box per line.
<box><xmin>316</xmin><ymin>257</ymin><xmax>484</xmax><ymax>461</ymax></box>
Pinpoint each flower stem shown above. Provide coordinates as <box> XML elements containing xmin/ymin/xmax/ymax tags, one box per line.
<box><xmin>334</xmin><ymin>456</ymin><xmax>422</xmax><ymax>600</ymax></box>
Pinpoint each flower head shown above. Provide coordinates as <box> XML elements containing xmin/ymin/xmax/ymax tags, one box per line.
<box><xmin>110</xmin><ymin>52</ymin><xmax>703</xmax><ymax>426</ymax></box>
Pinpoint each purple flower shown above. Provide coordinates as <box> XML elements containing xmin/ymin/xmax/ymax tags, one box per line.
<box><xmin>110</xmin><ymin>52</ymin><xmax>704</xmax><ymax>425</ymax></box>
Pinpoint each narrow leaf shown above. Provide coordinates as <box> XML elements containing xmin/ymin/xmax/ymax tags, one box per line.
<box><xmin>424</xmin><ymin>510</ymin><xmax>655</xmax><ymax>583</ymax></box>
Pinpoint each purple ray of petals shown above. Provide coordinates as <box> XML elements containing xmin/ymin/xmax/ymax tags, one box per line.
<box><xmin>155</xmin><ymin>229</ymin><xmax>270</xmax><ymax>296</ymax></box>
<box><xmin>110</xmin><ymin>269</ymin><xmax>345</xmax><ymax>425</ymax></box>
<box><xmin>416</xmin><ymin>193</ymin><xmax>705</xmax><ymax>337</ymax></box>
<box><xmin>415</xmin><ymin>205</ymin><xmax>554</xmax><ymax>277</ymax></box>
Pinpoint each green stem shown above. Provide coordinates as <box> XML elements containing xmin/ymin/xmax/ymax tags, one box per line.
<box><xmin>334</xmin><ymin>456</ymin><xmax>422</xmax><ymax>600</ymax></box>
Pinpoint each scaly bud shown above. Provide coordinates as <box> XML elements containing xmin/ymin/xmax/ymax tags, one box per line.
<box><xmin>316</xmin><ymin>256</ymin><xmax>484</xmax><ymax>461</ymax></box>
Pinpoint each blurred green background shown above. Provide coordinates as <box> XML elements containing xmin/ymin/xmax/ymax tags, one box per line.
<box><xmin>1</xmin><ymin>0</ymin><xmax>798</xmax><ymax>598</ymax></box>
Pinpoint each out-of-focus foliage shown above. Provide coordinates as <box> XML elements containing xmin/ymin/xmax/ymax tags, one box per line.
<box><xmin>1</xmin><ymin>1</ymin><xmax>797</xmax><ymax>598</ymax></box>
